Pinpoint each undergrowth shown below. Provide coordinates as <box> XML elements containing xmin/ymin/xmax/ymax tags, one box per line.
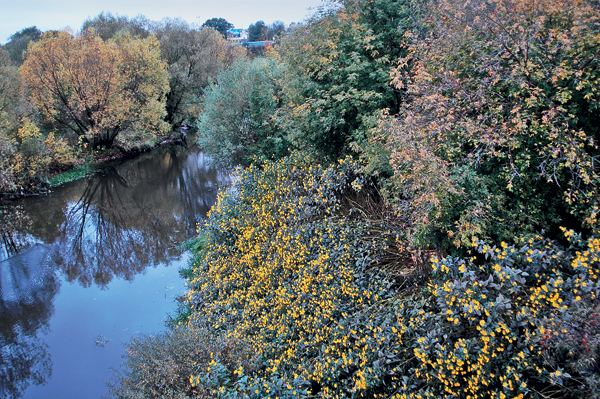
<box><xmin>109</xmin><ymin>154</ymin><xmax>600</xmax><ymax>399</ymax></box>
<box><xmin>47</xmin><ymin>162</ymin><xmax>97</xmax><ymax>188</ymax></box>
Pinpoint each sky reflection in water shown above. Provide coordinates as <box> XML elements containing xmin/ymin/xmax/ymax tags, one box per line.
<box><xmin>0</xmin><ymin>145</ymin><xmax>228</xmax><ymax>398</ymax></box>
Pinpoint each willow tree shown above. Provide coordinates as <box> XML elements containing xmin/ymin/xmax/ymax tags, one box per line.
<box><xmin>21</xmin><ymin>31</ymin><xmax>170</xmax><ymax>151</ymax></box>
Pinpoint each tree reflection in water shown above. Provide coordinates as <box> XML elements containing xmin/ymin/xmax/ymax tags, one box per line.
<box><xmin>0</xmin><ymin>245</ymin><xmax>57</xmax><ymax>399</ymax></box>
<box><xmin>51</xmin><ymin>147</ymin><xmax>226</xmax><ymax>288</ymax></box>
<box><xmin>0</xmin><ymin>145</ymin><xmax>227</xmax><ymax>397</ymax></box>
<box><xmin>0</xmin><ymin>206</ymin><xmax>36</xmax><ymax>262</ymax></box>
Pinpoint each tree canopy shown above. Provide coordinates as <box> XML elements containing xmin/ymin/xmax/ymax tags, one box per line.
<box><xmin>248</xmin><ymin>20</ymin><xmax>267</xmax><ymax>41</ymax></box>
<box><xmin>278</xmin><ymin>0</ymin><xmax>411</xmax><ymax>161</ymax></box>
<box><xmin>81</xmin><ymin>12</ymin><xmax>150</xmax><ymax>41</ymax></box>
<box><xmin>201</xmin><ymin>18</ymin><xmax>234</xmax><ymax>38</ymax></box>
<box><xmin>152</xmin><ymin>19</ymin><xmax>246</xmax><ymax>126</ymax></box>
<box><xmin>198</xmin><ymin>58</ymin><xmax>289</xmax><ymax>166</ymax></box>
<box><xmin>21</xmin><ymin>31</ymin><xmax>170</xmax><ymax>151</ymax></box>
<box><xmin>3</xmin><ymin>26</ymin><xmax>42</xmax><ymax>66</ymax></box>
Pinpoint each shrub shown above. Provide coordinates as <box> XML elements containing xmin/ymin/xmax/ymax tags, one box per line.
<box><xmin>112</xmin><ymin>153</ymin><xmax>600</xmax><ymax>399</ymax></box>
<box><xmin>197</xmin><ymin>58</ymin><xmax>290</xmax><ymax>167</ymax></box>
<box><xmin>11</xmin><ymin>120</ymin><xmax>77</xmax><ymax>188</ymax></box>
<box><xmin>375</xmin><ymin>0</ymin><xmax>600</xmax><ymax>251</ymax></box>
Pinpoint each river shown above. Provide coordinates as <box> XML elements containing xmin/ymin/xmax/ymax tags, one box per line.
<box><xmin>0</xmin><ymin>143</ymin><xmax>229</xmax><ymax>398</ymax></box>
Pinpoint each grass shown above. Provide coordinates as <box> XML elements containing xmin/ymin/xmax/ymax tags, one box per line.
<box><xmin>48</xmin><ymin>162</ymin><xmax>98</xmax><ymax>188</ymax></box>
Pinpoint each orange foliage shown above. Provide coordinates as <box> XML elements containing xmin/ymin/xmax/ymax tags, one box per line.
<box><xmin>378</xmin><ymin>0</ymin><xmax>600</xmax><ymax>248</ymax></box>
<box><xmin>21</xmin><ymin>31</ymin><xmax>169</xmax><ymax>151</ymax></box>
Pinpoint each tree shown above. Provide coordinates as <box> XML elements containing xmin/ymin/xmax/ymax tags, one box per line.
<box><xmin>1</xmin><ymin>46</ymin><xmax>76</xmax><ymax>192</ymax></box>
<box><xmin>248</xmin><ymin>20</ymin><xmax>267</xmax><ymax>41</ymax></box>
<box><xmin>151</xmin><ymin>19</ymin><xmax>246</xmax><ymax>126</ymax></box>
<box><xmin>266</xmin><ymin>21</ymin><xmax>285</xmax><ymax>40</ymax></box>
<box><xmin>0</xmin><ymin>47</ymin><xmax>23</xmax><ymax>136</ymax></box>
<box><xmin>201</xmin><ymin>17</ymin><xmax>233</xmax><ymax>38</ymax></box>
<box><xmin>21</xmin><ymin>31</ymin><xmax>170</xmax><ymax>151</ymax></box>
<box><xmin>81</xmin><ymin>12</ymin><xmax>150</xmax><ymax>41</ymax></box>
<box><xmin>197</xmin><ymin>58</ymin><xmax>290</xmax><ymax>166</ymax></box>
<box><xmin>3</xmin><ymin>26</ymin><xmax>42</xmax><ymax>66</ymax></box>
<box><xmin>378</xmin><ymin>0</ymin><xmax>600</xmax><ymax>249</ymax></box>
<box><xmin>278</xmin><ymin>0</ymin><xmax>411</xmax><ymax>161</ymax></box>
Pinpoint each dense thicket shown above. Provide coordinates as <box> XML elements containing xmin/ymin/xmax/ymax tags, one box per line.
<box><xmin>278</xmin><ymin>0</ymin><xmax>410</xmax><ymax>161</ymax></box>
<box><xmin>374</xmin><ymin>0</ymin><xmax>600</xmax><ymax>251</ymax></box>
<box><xmin>3</xmin><ymin>0</ymin><xmax>600</xmax><ymax>396</ymax></box>
<box><xmin>0</xmin><ymin>12</ymin><xmax>247</xmax><ymax>195</ymax></box>
<box><xmin>112</xmin><ymin>155</ymin><xmax>600</xmax><ymax>399</ymax></box>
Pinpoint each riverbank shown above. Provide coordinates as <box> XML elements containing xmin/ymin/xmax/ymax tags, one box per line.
<box><xmin>109</xmin><ymin>153</ymin><xmax>600</xmax><ymax>399</ymax></box>
<box><xmin>0</xmin><ymin>130</ymin><xmax>192</xmax><ymax>202</ymax></box>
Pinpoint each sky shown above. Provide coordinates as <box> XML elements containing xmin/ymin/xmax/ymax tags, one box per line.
<box><xmin>0</xmin><ymin>0</ymin><xmax>326</xmax><ymax>44</ymax></box>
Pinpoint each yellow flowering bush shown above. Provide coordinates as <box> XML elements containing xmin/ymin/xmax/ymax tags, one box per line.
<box><xmin>182</xmin><ymin>154</ymin><xmax>600</xmax><ymax>399</ymax></box>
<box><xmin>404</xmin><ymin>231</ymin><xmax>600</xmax><ymax>399</ymax></box>
<box><xmin>112</xmin><ymin>153</ymin><xmax>600</xmax><ymax>399</ymax></box>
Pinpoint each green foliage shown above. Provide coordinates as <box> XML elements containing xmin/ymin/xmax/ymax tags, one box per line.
<box><xmin>197</xmin><ymin>58</ymin><xmax>290</xmax><ymax>166</ymax></box>
<box><xmin>278</xmin><ymin>0</ymin><xmax>411</xmax><ymax>161</ymax></box>
<box><xmin>266</xmin><ymin>21</ymin><xmax>285</xmax><ymax>41</ymax></box>
<box><xmin>376</xmin><ymin>0</ymin><xmax>600</xmax><ymax>251</ymax></box>
<box><xmin>9</xmin><ymin>120</ymin><xmax>78</xmax><ymax>190</ymax></box>
<box><xmin>395</xmin><ymin>231</ymin><xmax>600</xmax><ymax>399</ymax></box>
<box><xmin>0</xmin><ymin>130</ymin><xmax>16</xmax><ymax>192</ymax></box>
<box><xmin>202</xmin><ymin>18</ymin><xmax>234</xmax><ymax>38</ymax></box>
<box><xmin>47</xmin><ymin>162</ymin><xmax>96</xmax><ymax>188</ymax></box>
<box><xmin>0</xmin><ymin>46</ymin><xmax>31</xmax><ymax>137</ymax></box>
<box><xmin>1</xmin><ymin>46</ymin><xmax>77</xmax><ymax>192</ymax></box>
<box><xmin>248</xmin><ymin>21</ymin><xmax>266</xmax><ymax>42</ymax></box>
<box><xmin>2</xmin><ymin>26</ymin><xmax>42</xmax><ymax>66</ymax></box>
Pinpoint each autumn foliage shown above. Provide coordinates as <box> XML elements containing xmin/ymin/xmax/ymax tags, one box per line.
<box><xmin>375</xmin><ymin>0</ymin><xmax>600</xmax><ymax>249</ymax></box>
<box><xmin>21</xmin><ymin>31</ymin><xmax>170</xmax><ymax>151</ymax></box>
<box><xmin>108</xmin><ymin>1</ymin><xmax>600</xmax><ymax>398</ymax></box>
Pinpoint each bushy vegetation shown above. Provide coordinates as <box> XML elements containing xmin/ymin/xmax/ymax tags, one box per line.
<box><xmin>374</xmin><ymin>0</ymin><xmax>600</xmax><ymax>252</ymax></box>
<box><xmin>111</xmin><ymin>154</ymin><xmax>600</xmax><ymax>399</ymax></box>
<box><xmin>0</xmin><ymin>47</ymin><xmax>77</xmax><ymax>192</ymax></box>
<box><xmin>105</xmin><ymin>0</ymin><xmax>600</xmax><ymax>397</ymax></box>
<box><xmin>197</xmin><ymin>57</ymin><xmax>289</xmax><ymax>166</ymax></box>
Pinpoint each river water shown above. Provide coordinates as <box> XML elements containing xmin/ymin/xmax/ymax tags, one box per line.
<box><xmin>0</xmin><ymin>144</ymin><xmax>228</xmax><ymax>398</ymax></box>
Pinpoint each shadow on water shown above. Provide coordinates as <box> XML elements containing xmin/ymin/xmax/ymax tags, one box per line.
<box><xmin>0</xmin><ymin>144</ymin><xmax>229</xmax><ymax>398</ymax></box>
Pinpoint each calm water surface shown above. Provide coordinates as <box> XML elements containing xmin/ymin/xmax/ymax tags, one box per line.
<box><xmin>0</xmin><ymin>144</ymin><xmax>228</xmax><ymax>398</ymax></box>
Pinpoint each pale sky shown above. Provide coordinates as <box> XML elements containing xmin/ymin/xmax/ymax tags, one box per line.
<box><xmin>0</xmin><ymin>0</ymin><xmax>327</xmax><ymax>44</ymax></box>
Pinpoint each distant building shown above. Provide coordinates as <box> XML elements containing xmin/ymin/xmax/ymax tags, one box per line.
<box><xmin>227</xmin><ymin>28</ymin><xmax>248</xmax><ymax>42</ymax></box>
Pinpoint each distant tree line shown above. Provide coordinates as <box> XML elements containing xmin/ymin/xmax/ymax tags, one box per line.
<box><xmin>0</xmin><ymin>13</ymin><xmax>248</xmax><ymax>193</ymax></box>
